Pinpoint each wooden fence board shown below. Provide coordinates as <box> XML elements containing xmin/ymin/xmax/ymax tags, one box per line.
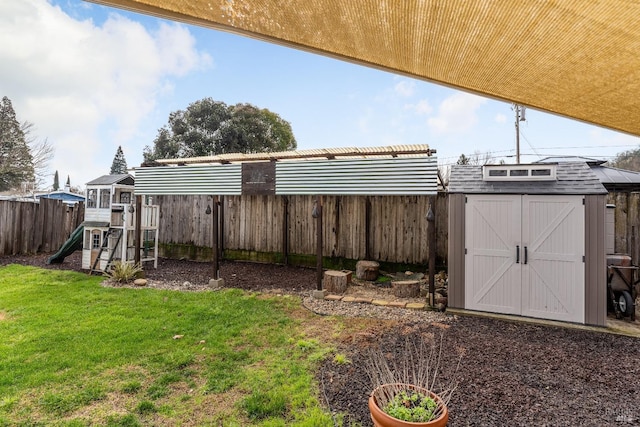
<box><xmin>0</xmin><ymin>199</ymin><xmax>84</xmax><ymax>256</ymax></box>
<box><xmin>154</xmin><ymin>194</ymin><xmax>448</xmax><ymax>265</ymax></box>
<box><xmin>154</xmin><ymin>192</ymin><xmax>629</xmax><ymax>267</ymax></box>
<box><xmin>608</xmin><ymin>192</ymin><xmax>640</xmax><ymax>262</ymax></box>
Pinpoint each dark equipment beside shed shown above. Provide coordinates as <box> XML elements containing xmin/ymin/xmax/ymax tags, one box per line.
<box><xmin>606</xmin><ymin>254</ymin><xmax>639</xmax><ymax>320</ymax></box>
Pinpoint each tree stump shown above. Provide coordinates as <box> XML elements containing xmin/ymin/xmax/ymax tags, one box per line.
<box><xmin>323</xmin><ymin>270</ymin><xmax>352</xmax><ymax>294</ymax></box>
<box><xmin>356</xmin><ymin>260</ymin><xmax>380</xmax><ymax>281</ymax></box>
<box><xmin>392</xmin><ymin>280</ymin><xmax>420</xmax><ymax>298</ymax></box>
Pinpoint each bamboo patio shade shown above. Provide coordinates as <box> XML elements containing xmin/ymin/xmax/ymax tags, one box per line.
<box><xmin>90</xmin><ymin>0</ymin><xmax>640</xmax><ymax>137</ymax></box>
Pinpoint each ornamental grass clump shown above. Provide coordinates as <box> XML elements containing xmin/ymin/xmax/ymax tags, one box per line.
<box><xmin>104</xmin><ymin>261</ymin><xmax>143</xmax><ymax>283</ymax></box>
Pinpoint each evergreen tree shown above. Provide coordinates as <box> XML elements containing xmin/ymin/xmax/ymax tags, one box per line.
<box><xmin>53</xmin><ymin>170</ymin><xmax>59</xmax><ymax>191</ymax></box>
<box><xmin>66</xmin><ymin>175</ymin><xmax>70</xmax><ymax>188</ymax></box>
<box><xmin>110</xmin><ymin>145</ymin><xmax>128</xmax><ymax>174</ymax></box>
<box><xmin>0</xmin><ymin>96</ymin><xmax>34</xmax><ymax>191</ymax></box>
<box><xmin>456</xmin><ymin>154</ymin><xmax>470</xmax><ymax>165</ymax></box>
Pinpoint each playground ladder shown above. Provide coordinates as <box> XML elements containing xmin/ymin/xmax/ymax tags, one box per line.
<box><xmin>89</xmin><ymin>228</ymin><xmax>123</xmax><ymax>274</ymax></box>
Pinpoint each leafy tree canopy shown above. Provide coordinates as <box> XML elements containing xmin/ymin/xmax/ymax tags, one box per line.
<box><xmin>110</xmin><ymin>145</ymin><xmax>128</xmax><ymax>174</ymax></box>
<box><xmin>143</xmin><ymin>98</ymin><xmax>297</xmax><ymax>162</ymax></box>
<box><xmin>0</xmin><ymin>96</ymin><xmax>34</xmax><ymax>192</ymax></box>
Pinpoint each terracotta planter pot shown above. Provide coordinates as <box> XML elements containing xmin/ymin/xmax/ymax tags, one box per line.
<box><xmin>368</xmin><ymin>383</ymin><xmax>449</xmax><ymax>427</ymax></box>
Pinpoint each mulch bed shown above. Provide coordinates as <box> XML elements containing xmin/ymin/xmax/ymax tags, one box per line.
<box><xmin>1</xmin><ymin>253</ymin><xmax>639</xmax><ymax>426</ymax></box>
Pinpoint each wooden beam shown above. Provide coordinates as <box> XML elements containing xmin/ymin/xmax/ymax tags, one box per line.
<box><xmin>427</xmin><ymin>197</ymin><xmax>436</xmax><ymax>307</ymax></box>
<box><xmin>219</xmin><ymin>195</ymin><xmax>225</xmax><ymax>261</ymax></box>
<box><xmin>282</xmin><ymin>196</ymin><xmax>289</xmax><ymax>265</ymax></box>
<box><xmin>212</xmin><ymin>195</ymin><xmax>220</xmax><ymax>280</ymax></box>
<box><xmin>365</xmin><ymin>197</ymin><xmax>371</xmax><ymax>260</ymax></box>
<box><xmin>154</xmin><ymin>146</ymin><xmax>436</xmax><ymax>165</ymax></box>
<box><xmin>134</xmin><ymin>195</ymin><xmax>142</xmax><ymax>265</ymax></box>
<box><xmin>315</xmin><ymin>196</ymin><xmax>323</xmax><ymax>291</ymax></box>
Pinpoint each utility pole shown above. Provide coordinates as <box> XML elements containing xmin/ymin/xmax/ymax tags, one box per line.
<box><xmin>514</xmin><ymin>104</ymin><xmax>526</xmax><ymax>164</ymax></box>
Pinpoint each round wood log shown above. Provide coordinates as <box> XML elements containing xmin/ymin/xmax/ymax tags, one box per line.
<box><xmin>392</xmin><ymin>280</ymin><xmax>420</xmax><ymax>298</ymax></box>
<box><xmin>323</xmin><ymin>270</ymin><xmax>351</xmax><ymax>294</ymax></box>
<box><xmin>356</xmin><ymin>260</ymin><xmax>379</xmax><ymax>281</ymax></box>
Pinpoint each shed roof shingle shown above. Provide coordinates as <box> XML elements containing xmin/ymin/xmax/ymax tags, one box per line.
<box><xmin>448</xmin><ymin>163</ymin><xmax>607</xmax><ymax>195</ymax></box>
<box><xmin>86</xmin><ymin>174</ymin><xmax>134</xmax><ymax>186</ymax></box>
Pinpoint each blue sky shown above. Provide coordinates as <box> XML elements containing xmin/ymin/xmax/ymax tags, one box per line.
<box><xmin>2</xmin><ymin>0</ymin><xmax>639</xmax><ymax>189</ymax></box>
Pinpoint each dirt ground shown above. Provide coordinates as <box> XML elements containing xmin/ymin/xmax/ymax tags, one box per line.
<box><xmin>1</xmin><ymin>253</ymin><xmax>639</xmax><ymax>426</ymax></box>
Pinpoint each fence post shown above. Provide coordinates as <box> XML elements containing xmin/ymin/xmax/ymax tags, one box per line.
<box><xmin>365</xmin><ymin>197</ymin><xmax>371</xmax><ymax>260</ymax></box>
<box><xmin>212</xmin><ymin>195</ymin><xmax>220</xmax><ymax>281</ymax></box>
<box><xmin>427</xmin><ymin>198</ymin><xmax>436</xmax><ymax>307</ymax></box>
<box><xmin>313</xmin><ymin>196</ymin><xmax>324</xmax><ymax>293</ymax></box>
<box><xmin>134</xmin><ymin>195</ymin><xmax>142</xmax><ymax>265</ymax></box>
<box><xmin>282</xmin><ymin>196</ymin><xmax>289</xmax><ymax>265</ymax></box>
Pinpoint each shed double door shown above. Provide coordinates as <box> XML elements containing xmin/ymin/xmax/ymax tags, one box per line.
<box><xmin>465</xmin><ymin>195</ymin><xmax>585</xmax><ymax>323</ymax></box>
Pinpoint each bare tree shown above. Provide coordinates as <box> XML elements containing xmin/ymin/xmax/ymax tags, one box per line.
<box><xmin>468</xmin><ymin>150</ymin><xmax>494</xmax><ymax>165</ymax></box>
<box><xmin>21</xmin><ymin>121</ymin><xmax>54</xmax><ymax>190</ymax></box>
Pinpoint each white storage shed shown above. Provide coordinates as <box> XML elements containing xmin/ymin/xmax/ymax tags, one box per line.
<box><xmin>448</xmin><ymin>163</ymin><xmax>608</xmax><ymax>326</ymax></box>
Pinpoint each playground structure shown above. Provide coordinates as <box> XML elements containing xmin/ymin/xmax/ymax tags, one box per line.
<box><xmin>80</xmin><ymin>174</ymin><xmax>159</xmax><ymax>272</ymax></box>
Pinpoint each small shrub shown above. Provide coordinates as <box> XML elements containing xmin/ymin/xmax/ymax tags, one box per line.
<box><xmin>383</xmin><ymin>390</ymin><xmax>437</xmax><ymax>422</ymax></box>
<box><xmin>105</xmin><ymin>262</ymin><xmax>143</xmax><ymax>283</ymax></box>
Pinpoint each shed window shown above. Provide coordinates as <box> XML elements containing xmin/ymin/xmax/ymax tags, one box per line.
<box><xmin>87</xmin><ymin>189</ymin><xmax>97</xmax><ymax>208</ymax></box>
<box><xmin>92</xmin><ymin>233</ymin><xmax>101</xmax><ymax>249</ymax></box>
<box><xmin>100</xmin><ymin>190</ymin><xmax>111</xmax><ymax>208</ymax></box>
<box><xmin>483</xmin><ymin>165</ymin><xmax>556</xmax><ymax>181</ymax></box>
<box><xmin>531</xmin><ymin>169</ymin><xmax>552</xmax><ymax>176</ymax></box>
<box><xmin>120</xmin><ymin>192</ymin><xmax>131</xmax><ymax>204</ymax></box>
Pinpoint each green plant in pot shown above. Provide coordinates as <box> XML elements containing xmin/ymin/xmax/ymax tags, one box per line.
<box><xmin>367</xmin><ymin>336</ymin><xmax>461</xmax><ymax>427</ymax></box>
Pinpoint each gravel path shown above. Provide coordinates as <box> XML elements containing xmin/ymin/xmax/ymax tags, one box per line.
<box><xmin>2</xmin><ymin>252</ymin><xmax>639</xmax><ymax>426</ymax></box>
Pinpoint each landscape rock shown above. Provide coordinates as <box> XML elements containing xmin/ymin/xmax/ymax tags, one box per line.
<box><xmin>133</xmin><ymin>278</ymin><xmax>147</xmax><ymax>286</ymax></box>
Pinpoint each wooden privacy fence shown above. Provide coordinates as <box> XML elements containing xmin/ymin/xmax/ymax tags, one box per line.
<box><xmin>154</xmin><ymin>193</ymin><xmax>449</xmax><ymax>266</ymax></box>
<box><xmin>3</xmin><ymin>191</ymin><xmax>636</xmax><ymax>267</ymax></box>
<box><xmin>608</xmin><ymin>192</ymin><xmax>640</xmax><ymax>262</ymax></box>
<box><xmin>0</xmin><ymin>198</ymin><xmax>85</xmax><ymax>256</ymax></box>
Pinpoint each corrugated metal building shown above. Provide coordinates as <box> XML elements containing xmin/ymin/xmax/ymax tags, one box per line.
<box><xmin>448</xmin><ymin>163</ymin><xmax>608</xmax><ymax>326</ymax></box>
<box><xmin>135</xmin><ymin>145</ymin><xmax>438</xmax><ymax>196</ymax></box>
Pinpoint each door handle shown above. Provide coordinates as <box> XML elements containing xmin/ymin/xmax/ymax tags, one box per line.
<box><xmin>516</xmin><ymin>245</ymin><xmax>520</xmax><ymax>263</ymax></box>
<box><xmin>524</xmin><ymin>246</ymin><xmax>528</xmax><ymax>265</ymax></box>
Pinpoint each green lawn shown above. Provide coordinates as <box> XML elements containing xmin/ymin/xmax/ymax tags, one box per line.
<box><xmin>0</xmin><ymin>265</ymin><xmax>350</xmax><ymax>426</ymax></box>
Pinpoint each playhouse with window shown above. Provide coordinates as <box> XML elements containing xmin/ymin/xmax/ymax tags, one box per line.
<box><xmin>82</xmin><ymin>174</ymin><xmax>159</xmax><ymax>272</ymax></box>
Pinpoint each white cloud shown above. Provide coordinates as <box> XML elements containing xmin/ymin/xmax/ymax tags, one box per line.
<box><xmin>495</xmin><ymin>113</ymin><xmax>507</xmax><ymax>124</ymax></box>
<box><xmin>393</xmin><ymin>79</ymin><xmax>415</xmax><ymax>97</ymax></box>
<box><xmin>0</xmin><ymin>0</ymin><xmax>212</xmax><ymax>187</ymax></box>
<box><xmin>406</xmin><ymin>99</ymin><xmax>433</xmax><ymax>116</ymax></box>
<box><xmin>427</xmin><ymin>93</ymin><xmax>487</xmax><ymax>134</ymax></box>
